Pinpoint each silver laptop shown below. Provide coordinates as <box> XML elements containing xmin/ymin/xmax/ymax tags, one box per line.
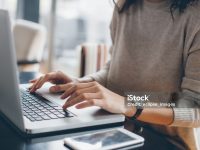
<box><xmin>0</xmin><ymin>9</ymin><xmax>124</xmax><ymax>135</ymax></box>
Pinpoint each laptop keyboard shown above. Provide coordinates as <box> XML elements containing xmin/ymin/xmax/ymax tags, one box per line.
<box><xmin>20</xmin><ymin>90</ymin><xmax>74</xmax><ymax>122</ymax></box>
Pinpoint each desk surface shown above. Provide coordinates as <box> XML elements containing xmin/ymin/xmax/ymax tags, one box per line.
<box><xmin>0</xmin><ymin>72</ymin><xmax>175</xmax><ymax>150</ymax></box>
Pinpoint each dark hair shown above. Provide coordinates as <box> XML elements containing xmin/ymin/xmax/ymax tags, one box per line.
<box><xmin>114</xmin><ymin>0</ymin><xmax>199</xmax><ymax>14</ymax></box>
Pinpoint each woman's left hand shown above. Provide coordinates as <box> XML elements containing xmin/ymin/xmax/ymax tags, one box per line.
<box><xmin>54</xmin><ymin>81</ymin><xmax>131</xmax><ymax>115</ymax></box>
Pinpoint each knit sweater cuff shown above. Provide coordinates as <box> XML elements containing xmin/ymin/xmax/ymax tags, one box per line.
<box><xmin>88</xmin><ymin>71</ymin><xmax>107</xmax><ymax>86</ymax></box>
<box><xmin>170</xmin><ymin>108</ymin><xmax>197</xmax><ymax>127</ymax></box>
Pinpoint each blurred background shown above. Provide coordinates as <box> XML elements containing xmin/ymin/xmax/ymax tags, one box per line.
<box><xmin>0</xmin><ymin>0</ymin><xmax>113</xmax><ymax>77</ymax></box>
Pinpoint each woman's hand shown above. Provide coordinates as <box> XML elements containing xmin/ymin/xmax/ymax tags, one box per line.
<box><xmin>57</xmin><ymin>81</ymin><xmax>136</xmax><ymax>115</ymax></box>
<box><xmin>29</xmin><ymin>71</ymin><xmax>136</xmax><ymax>116</ymax></box>
<box><xmin>29</xmin><ymin>71</ymin><xmax>75</xmax><ymax>93</ymax></box>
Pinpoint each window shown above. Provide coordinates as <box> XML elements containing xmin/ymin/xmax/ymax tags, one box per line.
<box><xmin>1</xmin><ymin>0</ymin><xmax>114</xmax><ymax>76</ymax></box>
<box><xmin>40</xmin><ymin>0</ymin><xmax>114</xmax><ymax>76</ymax></box>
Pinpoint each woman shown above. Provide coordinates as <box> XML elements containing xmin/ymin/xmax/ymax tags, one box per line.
<box><xmin>30</xmin><ymin>0</ymin><xmax>200</xmax><ymax>149</ymax></box>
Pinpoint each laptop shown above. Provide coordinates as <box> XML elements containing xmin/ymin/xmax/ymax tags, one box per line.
<box><xmin>0</xmin><ymin>9</ymin><xmax>124</xmax><ymax>135</ymax></box>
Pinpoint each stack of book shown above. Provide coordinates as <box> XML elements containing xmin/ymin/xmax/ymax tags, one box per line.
<box><xmin>77</xmin><ymin>43</ymin><xmax>109</xmax><ymax>77</ymax></box>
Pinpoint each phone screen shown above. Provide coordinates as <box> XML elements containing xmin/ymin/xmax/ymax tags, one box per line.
<box><xmin>66</xmin><ymin>130</ymin><xmax>136</xmax><ymax>149</ymax></box>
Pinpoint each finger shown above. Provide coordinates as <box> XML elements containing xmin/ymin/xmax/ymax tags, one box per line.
<box><xmin>33</xmin><ymin>72</ymin><xmax>58</xmax><ymax>89</ymax></box>
<box><xmin>54</xmin><ymin>82</ymin><xmax>95</xmax><ymax>96</ymax></box>
<box><xmin>62</xmin><ymin>94</ymin><xmax>83</xmax><ymax>109</ymax></box>
<box><xmin>35</xmin><ymin>76</ymin><xmax>46</xmax><ymax>89</ymax></box>
<box><xmin>76</xmin><ymin>99</ymin><xmax>103</xmax><ymax>109</ymax></box>
<box><xmin>67</xmin><ymin>89</ymin><xmax>102</xmax><ymax>104</ymax></box>
<box><xmin>30</xmin><ymin>77</ymin><xmax>44</xmax><ymax>92</ymax></box>
<box><xmin>73</xmin><ymin>82</ymin><xmax>96</xmax><ymax>89</ymax></box>
<box><xmin>60</xmin><ymin>86</ymin><xmax>76</xmax><ymax>99</ymax></box>
<box><xmin>28</xmin><ymin>82</ymin><xmax>38</xmax><ymax>90</ymax></box>
<box><xmin>28</xmin><ymin>78</ymin><xmax>40</xmax><ymax>89</ymax></box>
<box><xmin>35</xmin><ymin>74</ymin><xmax>56</xmax><ymax>89</ymax></box>
<box><xmin>29</xmin><ymin>79</ymin><xmax>38</xmax><ymax>83</ymax></box>
<box><xmin>62</xmin><ymin>93</ymin><xmax>101</xmax><ymax>109</ymax></box>
<box><xmin>49</xmin><ymin>84</ymin><xmax>71</xmax><ymax>93</ymax></box>
<box><xmin>28</xmin><ymin>84</ymin><xmax>34</xmax><ymax>90</ymax></box>
<box><xmin>60</xmin><ymin>85</ymin><xmax>98</xmax><ymax>99</ymax></box>
<box><xmin>30</xmin><ymin>73</ymin><xmax>58</xmax><ymax>92</ymax></box>
<box><xmin>75</xmin><ymin>101</ymin><xmax>94</xmax><ymax>109</ymax></box>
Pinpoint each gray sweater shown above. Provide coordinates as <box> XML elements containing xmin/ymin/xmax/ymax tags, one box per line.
<box><xmin>83</xmin><ymin>0</ymin><xmax>200</xmax><ymax>149</ymax></box>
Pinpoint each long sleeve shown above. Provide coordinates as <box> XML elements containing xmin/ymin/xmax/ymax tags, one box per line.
<box><xmin>171</xmin><ymin>90</ymin><xmax>200</xmax><ymax>127</ymax></box>
<box><xmin>170</xmin><ymin>30</ymin><xmax>200</xmax><ymax>128</ymax></box>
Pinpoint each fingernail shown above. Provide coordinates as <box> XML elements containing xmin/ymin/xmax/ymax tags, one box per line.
<box><xmin>62</xmin><ymin>105</ymin><xmax>66</xmax><ymax>109</ymax></box>
<box><xmin>50</xmin><ymin>86</ymin><xmax>56</xmax><ymax>92</ymax></box>
<box><xmin>60</xmin><ymin>95</ymin><xmax>65</xmax><ymax>99</ymax></box>
<box><xmin>62</xmin><ymin>103</ymin><xmax>69</xmax><ymax>109</ymax></box>
<box><xmin>53</xmin><ymin>86</ymin><xmax>58</xmax><ymax>91</ymax></box>
<box><xmin>75</xmin><ymin>105</ymin><xmax>80</xmax><ymax>109</ymax></box>
<box><xmin>30</xmin><ymin>88</ymin><xmax>35</xmax><ymax>93</ymax></box>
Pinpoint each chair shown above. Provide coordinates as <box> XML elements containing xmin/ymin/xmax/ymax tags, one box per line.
<box><xmin>13</xmin><ymin>19</ymin><xmax>46</xmax><ymax>71</ymax></box>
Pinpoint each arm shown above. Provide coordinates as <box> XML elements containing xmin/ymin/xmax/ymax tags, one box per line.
<box><xmin>127</xmin><ymin>31</ymin><xmax>200</xmax><ymax>127</ymax></box>
<box><xmin>59</xmin><ymin>80</ymin><xmax>199</xmax><ymax>127</ymax></box>
<box><xmin>63</xmin><ymin>31</ymin><xmax>200</xmax><ymax>128</ymax></box>
<box><xmin>126</xmin><ymin>31</ymin><xmax>200</xmax><ymax>127</ymax></box>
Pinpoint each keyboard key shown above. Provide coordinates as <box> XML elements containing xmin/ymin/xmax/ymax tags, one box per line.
<box><xmin>52</xmin><ymin>111</ymin><xmax>61</xmax><ymax>115</ymax></box>
<box><xmin>41</xmin><ymin>115</ymin><xmax>51</xmax><ymax>120</ymax></box>
<box><xmin>42</xmin><ymin>109</ymin><xmax>49</xmax><ymax>112</ymax></box>
<box><xmin>37</xmin><ymin>106</ymin><xmax>44</xmax><ymax>110</ymax></box>
<box><xmin>44</xmin><ymin>111</ymin><xmax>51</xmax><ymax>114</ymax></box>
<box><xmin>28</xmin><ymin>106</ymin><xmax>35</xmax><ymax>109</ymax></box>
<box><xmin>25</xmin><ymin>110</ymin><xmax>33</xmax><ymax>113</ymax></box>
<box><xmin>54</xmin><ymin>106</ymin><xmax>63</xmax><ymax>110</ymax></box>
<box><xmin>26</xmin><ymin>116</ymin><xmax>35</xmax><ymax>122</ymax></box>
<box><xmin>50</xmin><ymin>109</ymin><xmax>57</xmax><ymax>113</ymax></box>
<box><xmin>48</xmin><ymin>114</ymin><xmax>58</xmax><ymax>119</ymax></box>
<box><xmin>56</xmin><ymin>114</ymin><xmax>66</xmax><ymax>118</ymax></box>
<box><xmin>59</xmin><ymin>111</ymin><xmax>67</xmax><ymax>114</ymax></box>
<box><xmin>20</xmin><ymin>90</ymin><xmax>74</xmax><ymax>122</ymax></box>
<box><xmin>37</xmin><ymin>112</ymin><xmax>45</xmax><ymax>116</ymax></box>
<box><xmin>28</xmin><ymin>112</ymin><xmax>36</xmax><ymax>115</ymax></box>
<box><xmin>47</xmin><ymin>103</ymin><xmax>57</xmax><ymax>107</ymax></box>
<box><xmin>35</xmin><ymin>110</ymin><xmax>41</xmax><ymax>113</ymax></box>
<box><xmin>31</xmin><ymin>108</ymin><xmax>39</xmax><ymax>111</ymax></box>
<box><xmin>35</xmin><ymin>117</ymin><xmax>43</xmax><ymax>121</ymax></box>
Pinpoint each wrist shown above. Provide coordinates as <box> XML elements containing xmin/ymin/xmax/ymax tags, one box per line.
<box><xmin>124</xmin><ymin>106</ymin><xmax>137</xmax><ymax>117</ymax></box>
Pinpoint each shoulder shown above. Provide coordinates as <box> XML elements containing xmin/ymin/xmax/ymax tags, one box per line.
<box><xmin>180</xmin><ymin>1</ymin><xmax>200</xmax><ymax>52</ymax></box>
<box><xmin>184</xmin><ymin>1</ymin><xmax>200</xmax><ymax>22</ymax></box>
<box><xmin>177</xmin><ymin>1</ymin><xmax>200</xmax><ymax>32</ymax></box>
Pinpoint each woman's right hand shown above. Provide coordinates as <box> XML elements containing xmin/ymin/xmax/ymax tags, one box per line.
<box><xmin>29</xmin><ymin>71</ymin><xmax>75</xmax><ymax>93</ymax></box>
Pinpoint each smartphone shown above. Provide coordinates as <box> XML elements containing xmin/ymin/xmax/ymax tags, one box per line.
<box><xmin>64</xmin><ymin>128</ymin><xmax>144</xmax><ymax>150</ymax></box>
